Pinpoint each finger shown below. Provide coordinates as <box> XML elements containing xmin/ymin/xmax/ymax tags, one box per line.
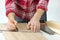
<box><xmin>27</xmin><ymin>22</ymin><xmax>31</xmax><ymax>30</ymax></box>
<box><xmin>30</xmin><ymin>23</ymin><xmax>34</xmax><ymax>32</ymax></box>
<box><xmin>9</xmin><ymin>19</ymin><xmax>14</xmax><ymax>24</ymax></box>
<box><xmin>35</xmin><ymin>23</ymin><xmax>38</xmax><ymax>32</ymax></box>
<box><xmin>8</xmin><ymin>21</ymin><xmax>16</xmax><ymax>30</ymax></box>
<box><xmin>10</xmin><ymin>19</ymin><xmax>17</xmax><ymax>28</ymax></box>
<box><xmin>37</xmin><ymin>23</ymin><xmax>40</xmax><ymax>32</ymax></box>
<box><xmin>8</xmin><ymin>24</ymin><xmax>16</xmax><ymax>30</ymax></box>
<box><xmin>35</xmin><ymin>24</ymin><xmax>38</xmax><ymax>32</ymax></box>
<box><xmin>10</xmin><ymin>21</ymin><xmax>16</xmax><ymax>28</ymax></box>
<box><xmin>34</xmin><ymin>23</ymin><xmax>37</xmax><ymax>32</ymax></box>
<box><xmin>9</xmin><ymin>23</ymin><xmax>16</xmax><ymax>29</ymax></box>
<box><xmin>14</xmin><ymin>20</ymin><xmax>17</xmax><ymax>26</ymax></box>
<box><xmin>12</xmin><ymin>19</ymin><xmax>17</xmax><ymax>25</ymax></box>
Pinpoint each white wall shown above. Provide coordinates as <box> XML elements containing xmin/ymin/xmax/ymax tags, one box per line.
<box><xmin>0</xmin><ymin>0</ymin><xmax>60</xmax><ymax>23</ymax></box>
<box><xmin>47</xmin><ymin>0</ymin><xmax>60</xmax><ymax>22</ymax></box>
<box><xmin>0</xmin><ymin>0</ymin><xmax>8</xmax><ymax>23</ymax></box>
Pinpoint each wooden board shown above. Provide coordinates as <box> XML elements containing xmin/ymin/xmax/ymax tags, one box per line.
<box><xmin>0</xmin><ymin>23</ymin><xmax>47</xmax><ymax>40</ymax></box>
<box><xmin>3</xmin><ymin>32</ymin><xmax>47</xmax><ymax>40</ymax></box>
<box><xmin>0</xmin><ymin>23</ymin><xmax>46</xmax><ymax>31</ymax></box>
<box><xmin>47</xmin><ymin>21</ymin><xmax>60</xmax><ymax>34</ymax></box>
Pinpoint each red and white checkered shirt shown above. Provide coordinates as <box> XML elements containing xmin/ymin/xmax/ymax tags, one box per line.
<box><xmin>5</xmin><ymin>0</ymin><xmax>49</xmax><ymax>20</ymax></box>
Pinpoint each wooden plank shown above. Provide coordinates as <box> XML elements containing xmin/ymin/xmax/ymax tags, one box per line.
<box><xmin>0</xmin><ymin>21</ymin><xmax>60</xmax><ymax>40</ymax></box>
<box><xmin>47</xmin><ymin>21</ymin><xmax>60</xmax><ymax>34</ymax></box>
<box><xmin>0</xmin><ymin>23</ymin><xmax>47</xmax><ymax>40</ymax></box>
<box><xmin>3</xmin><ymin>32</ymin><xmax>47</xmax><ymax>40</ymax></box>
<box><xmin>0</xmin><ymin>23</ymin><xmax>8</xmax><ymax>31</ymax></box>
<box><xmin>0</xmin><ymin>23</ymin><xmax>46</xmax><ymax>31</ymax></box>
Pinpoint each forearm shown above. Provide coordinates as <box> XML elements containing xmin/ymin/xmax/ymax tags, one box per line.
<box><xmin>32</xmin><ymin>9</ymin><xmax>45</xmax><ymax>20</ymax></box>
<box><xmin>33</xmin><ymin>0</ymin><xmax>49</xmax><ymax>20</ymax></box>
<box><xmin>7</xmin><ymin>12</ymin><xmax>15</xmax><ymax>21</ymax></box>
<box><xmin>5</xmin><ymin>0</ymin><xmax>16</xmax><ymax>21</ymax></box>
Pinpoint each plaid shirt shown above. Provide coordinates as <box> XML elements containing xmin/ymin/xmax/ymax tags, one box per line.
<box><xmin>5</xmin><ymin>0</ymin><xmax>49</xmax><ymax>20</ymax></box>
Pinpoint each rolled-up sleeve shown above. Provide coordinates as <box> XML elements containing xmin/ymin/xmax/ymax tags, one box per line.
<box><xmin>5</xmin><ymin>0</ymin><xmax>17</xmax><ymax>16</ymax></box>
<box><xmin>36</xmin><ymin>0</ymin><xmax>49</xmax><ymax>11</ymax></box>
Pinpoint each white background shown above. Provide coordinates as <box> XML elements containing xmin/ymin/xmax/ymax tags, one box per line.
<box><xmin>0</xmin><ymin>0</ymin><xmax>60</xmax><ymax>23</ymax></box>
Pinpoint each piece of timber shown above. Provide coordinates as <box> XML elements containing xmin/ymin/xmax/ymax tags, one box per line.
<box><xmin>3</xmin><ymin>32</ymin><xmax>47</xmax><ymax>40</ymax></box>
<box><xmin>0</xmin><ymin>23</ymin><xmax>46</xmax><ymax>32</ymax></box>
<box><xmin>0</xmin><ymin>23</ymin><xmax>47</xmax><ymax>40</ymax></box>
<box><xmin>47</xmin><ymin>21</ymin><xmax>60</xmax><ymax>34</ymax></box>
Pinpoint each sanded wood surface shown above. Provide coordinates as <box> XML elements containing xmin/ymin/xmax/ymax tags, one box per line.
<box><xmin>3</xmin><ymin>32</ymin><xmax>47</xmax><ymax>40</ymax></box>
<box><xmin>47</xmin><ymin>21</ymin><xmax>60</xmax><ymax>34</ymax></box>
<box><xmin>0</xmin><ymin>23</ymin><xmax>47</xmax><ymax>40</ymax></box>
<box><xmin>0</xmin><ymin>23</ymin><xmax>46</xmax><ymax>31</ymax></box>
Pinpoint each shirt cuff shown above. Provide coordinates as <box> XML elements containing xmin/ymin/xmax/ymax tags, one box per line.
<box><xmin>36</xmin><ymin>6</ymin><xmax>47</xmax><ymax>11</ymax></box>
<box><xmin>6</xmin><ymin>9</ymin><xmax>15</xmax><ymax>16</ymax></box>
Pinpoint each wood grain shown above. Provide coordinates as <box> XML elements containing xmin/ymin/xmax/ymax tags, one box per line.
<box><xmin>0</xmin><ymin>23</ymin><xmax>46</xmax><ymax>31</ymax></box>
<box><xmin>0</xmin><ymin>21</ymin><xmax>60</xmax><ymax>40</ymax></box>
<box><xmin>3</xmin><ymin>32</ymin><xmax>47</xmax><ymax>40</ymax></box>
<box><xmin>47</xmin><ymin>21</ymin><xmax>60</xmax><ymax>34</ymax></box>
<box><xmin>0</xmin><ymin>23</ymin><xmax>47</xmax><ymax>40</ymax></box>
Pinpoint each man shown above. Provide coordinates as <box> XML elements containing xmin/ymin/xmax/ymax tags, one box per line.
<box><xmin>5</xmin><ymin>0</ymin><xmax>49</xmax><ymax>32</ymax></box>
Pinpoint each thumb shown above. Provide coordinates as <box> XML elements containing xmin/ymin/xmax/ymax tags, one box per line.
<box><xmin>10</xmin><ymin>19</ymin><xmax>17</xmax><ymax>26</ymax></box>
<box><xmin>14</xmin><ymin>20</ymin><xmax>17</xmax><ymax>25</ymax></box>
<box><xmin>27</xmin><ymin>22</ymin><xmax>31</xmax><ymax>30</ymax></box>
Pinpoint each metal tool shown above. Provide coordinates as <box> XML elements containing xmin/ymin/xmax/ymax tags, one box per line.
<box><xmin>41</xmin><ymin>26</ymin><xmax>56</xmax><ymax>35</ymax></box>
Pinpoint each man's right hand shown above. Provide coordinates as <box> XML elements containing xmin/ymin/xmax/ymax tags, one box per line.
<box><xmin>7</xmin><ymin>13</ymin><xmax>17</xmax><ymax>30</ymax></box>
<box><xmin>7</xmin><ymin>19</ymin><xmax>17</xmax><ymax>30</ymax></box>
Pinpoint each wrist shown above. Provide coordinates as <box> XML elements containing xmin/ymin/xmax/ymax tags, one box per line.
<box><xmin>32</xmin><ymin>9</ymin><xmax>44</xmax><ymax>21</ymax></box>
<box><xmin>31</xmin><ymin>16</ymin><xmax>40</xmax><ymax>21</ymax></box>
<box><xmin>7</xmin><ymin>12</ymin><xmax>15</xmax><ymax>21</ymax></box>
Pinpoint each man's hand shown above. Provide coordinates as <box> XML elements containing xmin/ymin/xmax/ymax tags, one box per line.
<box><xmin>7</xmin><ymin>19</ymin><xmax>17</xmax><ymax>30</ymax></box>
<box><xmin>7</xmin><ymin>13</ymin><xmax>17</xmax><ymax>30</ymax></box>
<box><xmin>27</xmin><ymin>9</ymin><xmax>44</xmax><ymax>32</ymax></box>
<box><xmin>27</xmin><ymin>18</ymin><xmax>40</xmax><ymax>32</ymax></box>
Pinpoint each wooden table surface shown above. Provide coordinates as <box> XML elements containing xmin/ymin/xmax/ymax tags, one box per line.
<box><xmin>0</xmin><ymin>23</ymin><xmax>47</xmax><ymax>40</ymax></box>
